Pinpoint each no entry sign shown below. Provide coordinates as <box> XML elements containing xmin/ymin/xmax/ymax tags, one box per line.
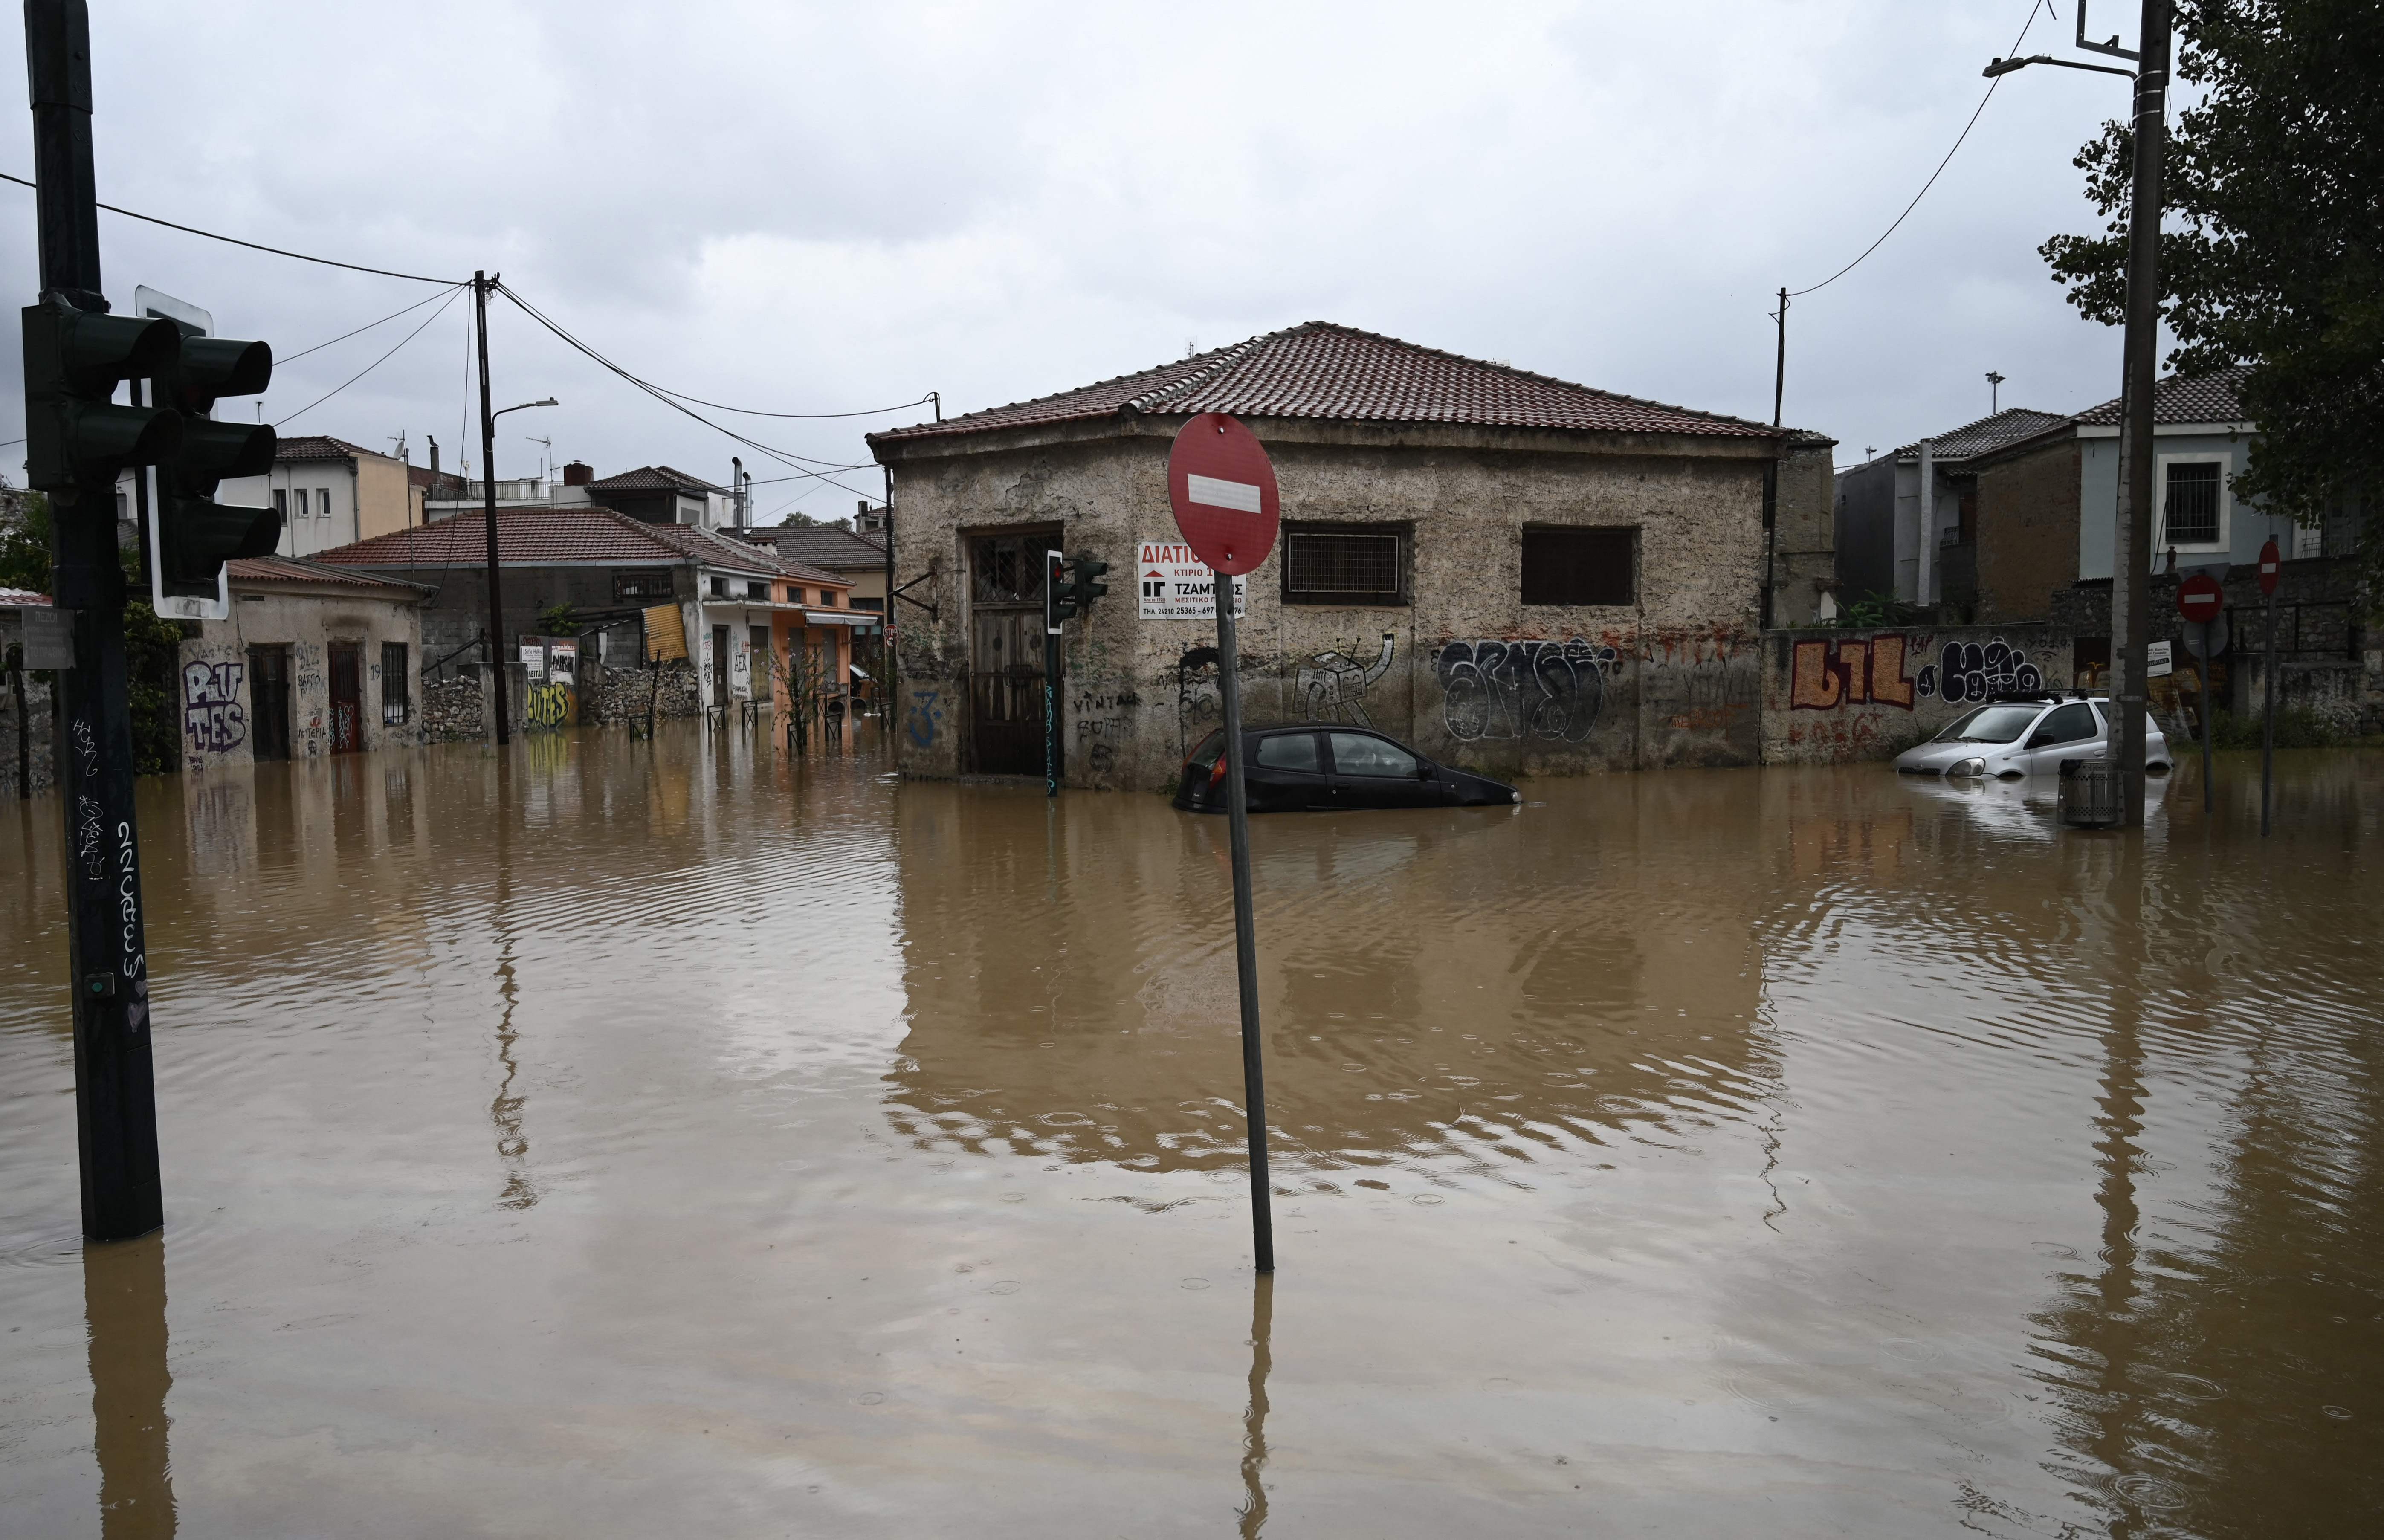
<box><xmin>2257</xmin><ymin>537</ymin><xmax>2282</xmax><ymax>597</ymax></box>
<box><xmin>2177</xmin><ymin>570</ymin><xmax>2225</xmax><ymax>625</ymax></box>
<box><xmin>1168</xmin><ymin>414</ymin><xmax>1279</xmax><ymax>576</ymax></box>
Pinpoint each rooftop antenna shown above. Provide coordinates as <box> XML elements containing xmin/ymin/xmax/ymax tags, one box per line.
<box><xmin>1986</xmin><ymin>371</ymin><xmax>2007</xmax><ymax>413</ymax></box>
<box><xmin>390</xmin><ymin>429</ymin><xmax>409</xmax><ymax>464</ymax></box>
<box><xmin>527</xmin><ymin>434</ymin><xmax>554</xmax><ymax>484</ymax></box>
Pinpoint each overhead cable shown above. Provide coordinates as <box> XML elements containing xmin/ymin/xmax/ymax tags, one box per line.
<box><xmin>276</xmin><ymin>284</ymin><xmax>468</xmax><ymax>428</ymax></box>
<box><xmin>279</xmin><ymin>284</ymin><xmax>469</xmax><ymax>365</ymax></box>
<box><xmin>1786</xmin><ymin>0</ymin><xmax>2051</xmax><ymax>298</ymax></box>
<box><xmin>0</xmin><ymin>170</ymin><xmax>465</xmax><ymax>286</ymax></box>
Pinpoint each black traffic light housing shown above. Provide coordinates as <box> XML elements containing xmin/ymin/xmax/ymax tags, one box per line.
<box><xmin>20</xmin><ymin>296</ymin><xmax>183</xmax><ymax>492</ymax></box>
<box><xmin>1044</xmin><ymin>550</ymin><xmax>1111</xmax><ymax>630</ymax></box>
<box><xmin>1070</xmin><ymin>552</ymin><xmax>1109</xmax><ymax>607</ymax></box>
<box><xmin>150</xmin><ymin>323</ymin><xmax>280</xmax><ymax>599</ymax></box>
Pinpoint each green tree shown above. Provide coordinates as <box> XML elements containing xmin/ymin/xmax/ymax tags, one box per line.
<box><xmin>0</xmin><ymin>491</ymin><xmax>53</xmax><ymax>593</ymax></box>
<box><xmin>2040</xmin><ymin>0</ymin><xmax>2383</xmax><ymax>578</ymax></box>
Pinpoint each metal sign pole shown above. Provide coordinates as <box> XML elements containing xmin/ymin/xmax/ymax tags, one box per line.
<box><xmin>2261</xmin><ymin>588</ymin><xmax>2277</xmax><ymax>835</ymax></box>
<box><xmin>1044</xmin><ymin>549</ymin><xmax>1063</xmax><ymax>799</ymax></box>
<box><xmin>2200</xmin><ymin>619</ymin><xmax>2215</xmax><ymax>814</ymax></box>
<box><xmin>1214</xmin><ymin>586</ymin><xmax>1274</xmax><ymax>1273</ymax></box>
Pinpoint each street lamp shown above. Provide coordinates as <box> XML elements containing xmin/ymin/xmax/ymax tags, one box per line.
<box><xmin>1989</xmin><ymin>0</ymin><xmax>2171</xmax><ymax>828</ymax></box>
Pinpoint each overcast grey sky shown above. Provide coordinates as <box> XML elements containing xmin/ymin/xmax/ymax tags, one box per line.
<box><xmin>3</xmin><ymin>0</ymin><xmax>2154</xmax><ymax>520</ymax></box>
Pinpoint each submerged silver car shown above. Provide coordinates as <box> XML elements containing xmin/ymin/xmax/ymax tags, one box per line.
<box><xmin>1894</xmin><ymin>694</ymin><xmax>2172</xmax><ymax>779</ymax></box>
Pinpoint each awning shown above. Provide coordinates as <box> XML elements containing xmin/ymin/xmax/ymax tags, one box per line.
<box><xmin>805</xmin><ymin>611</ymin><xmax>877</xmax><ymax>627</ymax></box>
<box><xmin>848</xmin><ymin>663</ymin><xmax>871</xmax><ymax>680</ymax></box>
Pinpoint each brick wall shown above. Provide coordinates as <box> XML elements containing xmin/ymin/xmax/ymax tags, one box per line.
<box><xmin>1975</xmin><ymin>440</ymin><xmax>2081</xmax><ymax>623</ymax></box>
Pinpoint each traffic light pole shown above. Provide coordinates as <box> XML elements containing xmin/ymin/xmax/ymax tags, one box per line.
<box><xmin>26</xmin><ymin>0</ymin><xmax>163</xmax><ymax>1242</ymax></box>
<box><xmin>474</xmin><ymin>273</ymin><xmax>510</xmax><ymax>746</ymax></box>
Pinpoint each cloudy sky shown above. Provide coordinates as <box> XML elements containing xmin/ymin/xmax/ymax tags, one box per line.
<box><xmin>3</xmin><ymin>0</ymin><xmax>2155</xmax><ymax>521</ymax></box>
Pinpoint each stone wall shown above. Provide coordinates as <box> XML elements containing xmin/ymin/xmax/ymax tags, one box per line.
<box><xmin>421</xmin><ymin>673</ymin><xmax>483</xmax><ymax>741</ymax></box>
<box><xmin>1768</xmin><ymin>434</ymin><xmax>1839</xmax><ymax>626</ymax></box>
<box><xmin>1762</xmin><ymin>624</ymin><xmax>2070</xmax><ymax>764</ymax></box>
<box><xmin>886</xmin><ymin>417</ymin><xmax>1784</xmax><ymax>790</ymax></box>
<box><xmin>582</xmin><ymin>661</ymin><xmax>705</xmax><ymax>726</ymax></box>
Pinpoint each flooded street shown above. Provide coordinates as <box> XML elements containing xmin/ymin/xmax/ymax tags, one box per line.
<box><xmin>3</xmin><ymin>730</ymin><xmax>2381</xmax><ymax>1537</ymax></box>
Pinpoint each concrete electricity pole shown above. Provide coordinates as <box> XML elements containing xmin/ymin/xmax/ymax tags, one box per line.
<box><xmin>1985</xmin><ymin>0</ymin><xmax>2170</xmax><ymax>825</ymax></box>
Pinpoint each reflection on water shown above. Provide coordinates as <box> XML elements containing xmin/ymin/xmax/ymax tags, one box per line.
<box><xmin>0</xmin><ymin>732</ymin><xmax>2377</xmax><ymax>1536</ymax></box>
<box><xmin>84</xmin><ymin>1234</ymin><xmax>175</xmax><ymax>1539</ymax></box>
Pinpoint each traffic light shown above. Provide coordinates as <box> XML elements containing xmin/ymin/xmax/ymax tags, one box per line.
<box><xmin>151</xmin><ymin>324</ymin><xmax>279</xmax><ymax>599</ymax></box>
<box><xmin>20</xmin><ymin>295</ymin><xmax>183</xmax><ymax>493</ymax></box>
<box><xmin>1045</xmin><ymin>548</ymin><xmax>1076</xmax><ymax>629</ymax></box>
<box><xmin>1070</xmin><ymin>552</ymin><xmax>1109</xmax><ymax>608</ymax></box>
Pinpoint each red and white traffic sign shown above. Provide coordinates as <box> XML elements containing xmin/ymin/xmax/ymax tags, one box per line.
<box><xmin>2257</xmin><ymin>537</ymin><xmax>2282</xmax><ymax>596</ymax></box>
<box><xmin>1168</xmin><ymin>413</ymin><xmax>1279</xmax><ymax>576</ymax></box>
<box><xmin>2177</xmin><ymin>570</ymin><xmax>2225</xmax><ymax>625</ymax></box>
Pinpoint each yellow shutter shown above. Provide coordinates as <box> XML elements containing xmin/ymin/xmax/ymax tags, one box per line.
<box><xmin>643</xmin><ymin>602</ymin><xmax>687</xmax><ymax>662</ymax></box>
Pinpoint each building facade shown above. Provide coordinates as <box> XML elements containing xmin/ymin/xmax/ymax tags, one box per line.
<box><xmin>220</xmin><ymin>436</ymin><xmax>415</xmax><ymax>559</ymax></box>
<box><xmin>870</xmin><ymin>322</ymin><xmax>1833</xmax><ymax>791</ymax></box>
<box><xmin>173</xmin><ymin>557</ymin><xmax>428</xmax><ymax>772</ymax></box>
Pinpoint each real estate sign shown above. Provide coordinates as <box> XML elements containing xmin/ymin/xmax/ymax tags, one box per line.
<box><xmin>1137</xmin><ymin>539</ymin><xmax>1247</xmax><ymax>619</ymax></box>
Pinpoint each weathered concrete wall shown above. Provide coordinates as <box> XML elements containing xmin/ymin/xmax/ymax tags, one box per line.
<box><xmin>1762</xmin><ymin>624</ymin><xmax>2070</xmax><ymax>764</ymax></box>
<box><xmin>176</xmin><ymin>586</ymin><xmax>423</xmax><ymax>771</ymax></box>
<box><xmin>1974</xmin><ymin>438</ymin><xmax>2080</xmax><ymax>623</ymax></box>
<box><xmin>1769</xmin><ymin>435</ymin><xmax>1838</xmax><ymax>627</ymax></box>
<box><xmin>886</xmin><ymin>419</ymin><xmax>1777</xmax><ymax>790</ymax></box>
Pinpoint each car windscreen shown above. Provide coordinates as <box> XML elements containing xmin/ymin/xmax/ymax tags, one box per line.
<box><xmin>1934</xmin><ymin>704</ymin><xmax>2042</xmax><ymax>744</ymax></box>
<box><xmin>1185</xmin><ymin>729</ymin><xmax>1224</xmax><ymax>771</ymax></box>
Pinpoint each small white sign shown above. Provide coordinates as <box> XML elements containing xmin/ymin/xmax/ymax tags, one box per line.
<box><xmin>1184</xmin><ymin>473</ymin><xmax>1264</xmax><ymax>513</ymax></box>
<box><xmin>1138</xmin><ymin>540</ymin><xmax>1247</xmax><ymax>619</ymax></box>
<box><xmin>21</xmin><ymin>606</ymin><xmax>75</xmax><ymax>669</ymax></box>
<box><xmin>519</xmin><ymin>645</ymin><xmax>546</xmax><ymax>680</ymax></box>
<box><xmin>2146</xmin><ymin>640</ymin><xmax>2173</xmax><ymax>679</ymax></box>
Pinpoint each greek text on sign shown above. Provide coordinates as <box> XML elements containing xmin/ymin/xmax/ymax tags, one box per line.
<box><xmin>1138</xmin><ymin>540</ymin><xmax>1248</xmax><ymax>619</ymax></box>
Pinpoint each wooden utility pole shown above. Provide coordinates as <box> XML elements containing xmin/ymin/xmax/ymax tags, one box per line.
<box><xmin>474</xmin><ymin>272</ymin><xmax>510</xmax><ymax>745</ymax></box>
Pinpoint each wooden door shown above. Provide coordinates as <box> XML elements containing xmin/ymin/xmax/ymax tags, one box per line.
<box><xmin>247</xmin><ymin>645</ymin><xmax>291</xmax><ymax>761</ymax></box>
<box><xmin>328</xmin><ymin>643</ymin><xmax>362</xmax><ymax>753</ymax></box>
<box><xmin>710</xmin><ymin>626</ymin><xmax>730</xmax><ymax>708</ymax></box>
<box><xmin>967</xmin><ymin>533</ymin><xmax>1056</xmax><ymax>776</ymax></box>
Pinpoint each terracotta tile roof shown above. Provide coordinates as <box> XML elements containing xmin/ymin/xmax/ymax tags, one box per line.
<box><xmin>640</xmin><ymin>520</ymin><xmax>844</xmax><ymax>587</ymax></box>
<box><xmin>313</xmin><ymin>505</ymin><xmax>707</xmax><ymax>569</ymax></box>
<box><xmin>749</xmin><ymin>523</ymin><xmax>886</xmax><ymax>570</ymax></box>
<box><xmin>1896</xmin><ymin>408</ymin><xmax>2072</xmax><ymax>463</ymax></box>
<box><xmin>226</xmin><ymin>556</ymin><xmax>429</xmax><ymax>597</ymax></box>
<box><xmin>586</xmin><ymin>464</ymin><xmax>730</xmax><ymax>495</ymax></box>
<box><xmin>275</xmin><ymin>435</ymin><xmax>384</xmax><ymax>463</ymax></box>
<box><xmin>0</xmin><ymin>585</ymin><xmax>52</xmax><ymax>607</ymax></box>
<box><xmin>870</xmin><ymin>321</ymin><xmax>1785</xmax><ymax>446</ymax></box>
<box><xmin>2074</xmin><ymin>364</ymin><xmax>2253</xmax><ymax>426</ymax></box>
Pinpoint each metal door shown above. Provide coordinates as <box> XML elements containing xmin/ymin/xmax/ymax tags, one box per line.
<box><xmin>967</xmin><ymin>533</ymin><xmax>1057</xmax><ymax>776</ymax></box>
<box><xmin>247</xmin><ymin>645</ymin><xmax>291</xmax><ymax>761</ymax></box>
<box><xmin>711</xmin><ymin>626</ymin><xmax>730</xmax><ymax>709</ymax></box>
<box><xmin>328</xmin><ymin>643</ymin><xmax>362</xmax><ymax>753</ymax></box>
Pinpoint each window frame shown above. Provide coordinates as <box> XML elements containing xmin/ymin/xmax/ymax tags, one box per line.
<box><xmin>1280</xmin><ymin>521</ymin><xmax>1411</xmax><ymax>608</ymax></box>
<box><xmin>2154</xmin><ymin>453</ymin><xmax>2232</xmax><ymax>554</ymax></box>
<box><xmin>1254</xmin><ymin>731</ymin><xmax>1324</xmax><ymax>773</ymax></box>
<box><xmin>1519</xmin><ymin>524</ymin><xmax>1639</xmax><ymax>608</ymax></box>
<box><xmin>1325</xmin><ymin>729</ymin><xmax>1420</xmax><ymax>779</ymax></box>
<box><xmin>380</xmin><ymin>641</ymin><xmax>410</xmax><ymax>726</ymax></box>
<box><xmin>611</xmin><ymin>570</ymin><xmax>672</xmax><ymax>602</ymax></box>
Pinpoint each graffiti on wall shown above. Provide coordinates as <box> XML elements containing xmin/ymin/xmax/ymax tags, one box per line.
<box><xmin>1431</xmin><ymin>637</ymin><xmax>1618</xmax><ymax>744</ymax></box>
<box><xmin>524</xmin><ymin>681</ymin><xmax>571</xmax><ymax>731</ymax></box>
<box><xmin>1295</xmin><ymin>634</ymin><xmax>1396</xmax><ymax>727</ymax></box>
<box><xmin>181</xmin><ymin>660</ymin><xmax>247</xmax><ymax>753</ymax></box>
<box><xmin>905</xmin><ymin>689</ymin><xmax>946</xmax><ymax>750</ymax></box>
<box><xmin>1176</xmin><ymin>645</ymin><xmax>1220</xmax><ymax>755</ymax></box>
<box><xmin>1790</xmin><ymin>633</ymin><xmax>2042</xmax><ymax>711</ymax></box>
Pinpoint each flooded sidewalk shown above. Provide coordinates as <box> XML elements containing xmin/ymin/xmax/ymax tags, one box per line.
<box><xmin>3</xmin><ymin>730</ymin><xmax>2380</xmax><ymax>1537</ymax></box>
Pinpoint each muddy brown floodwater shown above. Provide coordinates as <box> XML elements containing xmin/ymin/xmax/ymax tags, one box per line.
<box><xmin>3</xmin><ymin>729</ymin><xmax>2380</xmax><ymax>1537</ymax></box>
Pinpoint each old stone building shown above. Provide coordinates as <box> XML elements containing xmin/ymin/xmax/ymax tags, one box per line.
<box><xmin>869</xmin><ymin>322</ymin><xmax>1834</xmax><ymax>790</ymax></box>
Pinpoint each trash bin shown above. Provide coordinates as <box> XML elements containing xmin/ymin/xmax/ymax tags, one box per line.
<box><xmin>2058</xmin><ymin>757</ymin><xmax>2122</xmax><ymax>828</ymax></box>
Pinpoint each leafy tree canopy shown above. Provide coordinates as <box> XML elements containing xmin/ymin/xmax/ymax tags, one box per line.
<box><xmin>2041</xmin><ymin>0</ymin><xmax>2382</xmax><ymax>576</ymax></box>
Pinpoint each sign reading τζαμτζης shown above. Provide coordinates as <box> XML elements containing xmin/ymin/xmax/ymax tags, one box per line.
<box><xmin>1138</xmin><ymin>540</ymin><xmax>1248</xmax><ymax>619</ymax></box>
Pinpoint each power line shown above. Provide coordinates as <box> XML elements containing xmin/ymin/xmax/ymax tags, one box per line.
<box><xmin>492</xmin><ymin>282</ymin><xmax>880</xmax><ymax>501</ymax></box>
<box><xmin>275</xmin><ymin>284</ymin><xmax>468</xmax><ymax>428</ymax></box>
<box><xmin>0</xmin><ymin>170</ymin><xmax>464</xmax><ymax>286</ymax></box>
<box><xmin>279</xmin><ymin>285</ymin><xmax>466</xmax><ymax>365</ymax></box>
<box><xmin>1786</xmin><ymin>0</ymin><xmax>2051</xmax><ymax>298</ymax></box>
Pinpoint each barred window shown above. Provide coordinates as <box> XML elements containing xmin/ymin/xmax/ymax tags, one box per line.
<box><xmin>380</xmin><ymin>642</ymin><xmax>410</xmax><ymax>725</ymax></box>
<box><xmin>613</xmin><ymin>570</ymin><xmax>671</xmax><ymax>601</ymax></box>
<box><xmin>1521</xmin><ymin>526</ymin><xmax>1637</xmax><ymax>606</ymax></box>
<box><xmin>1283</xmin><ymin>525</ymin><xmax>1407</xmax><ymax>606</ymax></box>
<box><xmin>2163</xmin><ymin>462</ymin><xmax>2223</xmax><ymax>546</ymax></box>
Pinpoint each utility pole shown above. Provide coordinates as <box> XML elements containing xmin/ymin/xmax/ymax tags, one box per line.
<box><xmin>1771</xmin><ymin>287</ymin><xmax>1787</xmax><ymax>428</ymax></box>
<box><xmin>2107</xmin><ymin>0</ymin><xmax>2171</xmax><ymax>828</ymax></box>
<box><xmin>473</xmin><ymin>272</ymin><xmax>509</xmax><ymax>745</ymax></box>
<box><xmin>23</xmin><ymin>0</ymin><xmax>163</xmax><ymax>1241</ymax></box>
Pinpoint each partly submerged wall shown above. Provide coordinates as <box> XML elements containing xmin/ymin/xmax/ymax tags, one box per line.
<box><xmin>1761</xmin><ymin>624</ymin><xmax>2072</xmax><ymax>764</ymax></box>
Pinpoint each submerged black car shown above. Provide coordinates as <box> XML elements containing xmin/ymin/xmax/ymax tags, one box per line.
<box><xmin>1174</xmin><ymin>723</ymin><xmax>1522</xmax><ymax>813</ymax></box>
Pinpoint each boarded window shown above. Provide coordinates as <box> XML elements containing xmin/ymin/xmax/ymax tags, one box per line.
<box><xmin>1283</xmin><ymin>526</ymin><xmax>1406</xmax><ymax>606</ymax></box>
<box><xmin>2163</xmin><ymin>462</ymin><xmax>2222</xmax><ymax>545</ymax></box>
<box><xmin>1521</xmin><ymin>526</ymin><xmax>1636</xmax><ymax>606</ymax></box>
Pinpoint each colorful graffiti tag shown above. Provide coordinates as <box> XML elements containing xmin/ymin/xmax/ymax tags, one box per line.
<box><xmin>524</xmin><ymin>681</ymin><xmax>572</xmax><ymax>731</ymax></box>
<box><xmin>1790</xmin><ymin>633</ymin><xmax>2042</xmax><ymax>710</ymax></box>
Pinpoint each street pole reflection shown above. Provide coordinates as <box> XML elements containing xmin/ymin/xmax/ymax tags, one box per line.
<box><xmin>490</xmin><ymin>756</ymin><xmax>536</xmax><ymax>1211</ymax></box>
<box><xmin>84</xmin><ymin>1233</ymin><xmax>176</xmax><ymax>1538</ymax></box>
<box><xmin>1237</xmin><ymin>1273</ymin><xmax>1273</xmax><ymax>1538</ymax></box>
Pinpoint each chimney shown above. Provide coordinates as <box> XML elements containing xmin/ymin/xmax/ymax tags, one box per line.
<box><xmin>563</xmin><ymin>460</ymin><xmax>594</xmax><ymax>486</ymax></box>
<box><xmin>429</xmin><ymin>437</ymin><xmax>440</xmax><ymax>478</ymax></box>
